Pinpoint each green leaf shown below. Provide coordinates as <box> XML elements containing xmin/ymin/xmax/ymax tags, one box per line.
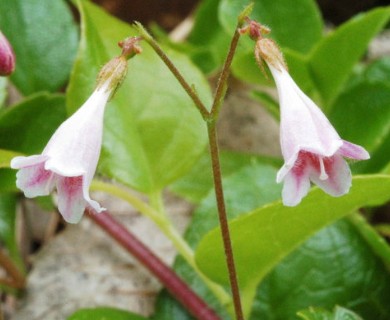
<box><xmin>297</xmin><ymin>306</ymin><xmax>363</xmax><ymax>320</ymax></box>
<box><xmin>68</xmin><ymin>0</ymin><xmax>212</xmax><ymax>193</ymax></box>
<box><xmin>348</xmin><ymin>213</ymin><xmax>390</xmax><ymax>268</ymax></box>
<box><xmin>231</xmin><ymin>47</ymin><xmax>314</xmax><ymax>95</ymax></box>
<box><xmin>195</xmin><ymin>175</ymin><xmax>390</xmax><ymax>288</ymax></box>
<box><xmin>67</xmin><ymin>307</ymin><xmax>147</xmax><ymax>320</ymax></box>
<box><xmin>0</xmin><ymin>0</ymin><xmax>78</xmax><ymax>95</ymax></box>
<box><xmin>308</xmin><ymin>7</ymin><xmax>390</xmax><ymax>107</ymax></box>
<box><xmin>219</xmin><ymin>0</ymin><xmax>323</xmax><ymax>54</ymax></box>
<box><xmin>153</xmin><ymin>162</ymin><xmax>282</xmax><ymax>319</ymax></box>
<box><xmin>329</xmin><ymin>81</ymin><xmax>390</xmax><ymax>173</ymax></box>
<box><xmin>187</xmin><ymin>0</ymin><xmax>231</xmax><ymax>74</ymax></box>
<box><xmin>252</xmin><ymin>219</ymin><xmax>390</xmax><ymax>319</ymax></box>
<box><xmin>0</xmin><ymin>193</ymin><xmax>23</xmax><ymax>270</ymax></box>
<box><xmin>170</xmin><ymin>150</ymin><xmax>281</xmax><ymax>203</ymax></box>
<box><xmin>360</xmin><ymin>56</ymin><xmax>390</xmax><ymax>85</ymax></box>
<box><xmin>0</xmin><ymin>93</ymin><xmax>67</xmax><ymax>154</ymax></box>
<box><xmin>0</xmin><ymin>170</ymin><xmax>18</xmax><ymax>193</ymax></box>
<box><xmin>0</xmin><ymin>149</ymin><xmax>22</xmax><ymax>169</ymax></box>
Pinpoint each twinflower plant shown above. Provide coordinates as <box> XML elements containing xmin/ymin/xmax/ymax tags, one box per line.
<box><xmin>1</xmin><ymin>1</ymin><xmax>390</xmax><ymax>320</ymax></box>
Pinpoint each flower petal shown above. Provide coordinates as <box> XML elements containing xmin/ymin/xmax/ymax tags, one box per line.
<box><xmin>10</xmin><ymin>155</ymin><xmax>48</xmax><ymax>169</ymax></box>
<box><xmin>42</xmin><ymin>86</ymin><xmax>109</xmax><ymax>179</ymax></box>
<box><xmin>310</xmin><ymin>154</ymin><xmax>351</xmax><ymax>197</ymax></box>
<box><xmin>280</xmin><ymin>159</ymin><xmax>311</xmax><ymax>206</ymax></box>
<box><xmin>268</xmin><ymin>65</ymin><xmax>342</xmax><ymax>161</ymax></box>
<box><xmin>338</xmin><ymin>140</ymin><xmax>370</xmax><ymax>160</ymax></box>
<box><xmin>15</xmin><ymin>161</ymin><xmax>56</xmax><ymax>198</ymax></box>
<box><xmin>56</xmin><ymin>176</ymin><xmax>87</xmax><ymax>224</ymax></box>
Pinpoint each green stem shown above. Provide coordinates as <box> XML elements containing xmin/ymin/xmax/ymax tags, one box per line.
<box><xmin>207</xmin><ymin>123</ymin><xmax>244</xmax><ymax>320</ymax></box>
<box><xmin>134</xmin><ymin>9</ymin><xmax>251</xmax><ymax>317</ymax></box>
<box><xmin>210</xmin><ymin>27</ymin><xmax>242</xmax><ymax>119</ymax></box>
<box><xmin>90</xmin><ymin>181</ymin><xmax>231</xmax><ymax>307</ymax></box>
<box><xmin>205</xmin><ymin>16</ymin><xmax>246</xmax><ymax>320</ymax></box>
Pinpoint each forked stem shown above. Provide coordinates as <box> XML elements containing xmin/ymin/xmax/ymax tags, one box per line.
<box><xmin>134</xmin><ymin>6</ymin><xmax>252</xmax><ymax>317</ymax></box>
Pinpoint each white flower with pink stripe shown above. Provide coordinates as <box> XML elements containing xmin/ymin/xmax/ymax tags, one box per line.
<box><xmin>11</xmin><ymin>81</ymin><xmax>112</xmax><ymax>223</ymax></box>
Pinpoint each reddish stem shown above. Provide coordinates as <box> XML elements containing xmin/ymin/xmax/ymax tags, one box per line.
<box><xmin>0</xmin><ymin>249</ymin><xmax>25</xmax><ymax>289</ymax></box>
<box><xmin>86</xmin><ymin>208</ymin><xmax>221</xmax><ymax>320</ymax></box>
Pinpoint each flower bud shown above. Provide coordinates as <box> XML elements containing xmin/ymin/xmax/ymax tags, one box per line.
<box><xmin>96</xmin><ymin>55</ymin><xmax>128</xmax><ymax>98</ymax></box>
<box><xmin>255</xmin><ymin>38</ymin><xmax>287</xmax><ymax>72</ymax></box>
<box><xmin>96</xmin><ymin>36</ymin><xmax>142</xmax><ymax>98</ymax></box>
<box><xmin>0</xmin><ymin>30</ymin><xmax>15</xmax><ymax>76</ymax></box>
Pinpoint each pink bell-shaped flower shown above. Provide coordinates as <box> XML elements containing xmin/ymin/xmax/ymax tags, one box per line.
<box><xmin>11</xmin><ymin>37</ymin><xmax>141</xmax><ymax>223</ymax></box>
<box><xmin>11</xmin><ymin>81</ymin><xmax>111</xmax><ymax>223</ymax></box>
<box><xmin>10</xmin><ymin>52</ymin><xmax>133</xmax><ymax>222</ymax></box>
<box><xmin>256</xmin><ymin>38</ymin><xmax>369</xmax><ymax>206</ymax></box>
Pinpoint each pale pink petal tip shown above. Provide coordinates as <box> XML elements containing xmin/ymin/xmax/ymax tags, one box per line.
<box><xmin>56</xmin><ymin>176</ymin><xmax>87</xmax><ymax>224</ymax></box>
<box><xmin>10</xmin><ymin>155</ymin><xmax>47</xmax><ymax>169</ymax></box>
<box><xmin>281</xmin><ymin>169</ymin><xmax>311</xmax><ymax>206</ymax></box>
<box><xmin>310</xmin><ymin>155</ymin><xmax>352</xmax><ymax>197</ymax></box>
<box><xmin>12</xmin><ymin>156</ymin><xmax>55</xmax><ymax>198</ymax></box>
<box><xmin>339</xmin><ymin>140</ymin><xmax>370</xmax><ymax>160</ymax></box>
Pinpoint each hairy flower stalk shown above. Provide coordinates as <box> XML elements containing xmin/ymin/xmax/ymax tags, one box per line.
<box><xmin>0</xmin><ymin>30</ymin><xmax>15</xmax><ymax>76</ymax></box>
<box><xmin>11</xmin><ymin>37</ymin><xmax>142</xmax><ymax>223</ymax></box>
<box><xmin>243</xmin><ymin>21</ymin><xmax>370</xmax><ymax>206</ymax></box>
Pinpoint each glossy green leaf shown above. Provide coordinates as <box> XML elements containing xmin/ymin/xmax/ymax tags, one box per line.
<box><xmin>0</xmin><ymin>193</ymin><xmax>23</xmax><ymax>270</ymax></box>
<box><xmin>219</xmin><ymin>0</ymin><xmax>323</xmax><ymax>54</ymax></box>
<box><xmin>297</xmin><ymin>306</ymin><xmax>363</xmax><ymax>320</ymax></box>
<box><xmin>187</xmin><ymin>0</ymin><xmax>231</xmax><ymax>74</ymax></box>
<box><xmin>68</xmin><ymin>0</ymin><xmax>211</xmax><ymax>193</ymax></box>
<box><xmin>153</xmin><ymin>162</ymin><xmax>282</xmax><ymax>319</ymax></box>
<box><xmin>231</xmin><ymin>47</ymin><xmax>313</xmax><ymax>95</ymax></box>
<box><xmin>0</xmin><ymin>93</ymin><xmax>67</xmax><ymax>154</ymax></box>
<box><xmin>170</xmin><ymin>150</ymin><xmax>281</xmax><ymax>203</ymax></box>
<box><xmin>251</xmin><ymin>219</ymin><xmax>390</xmax><ymax>319</ymax></box>
<box><xmin>349</xmin><ymin>213</ymin><xmax>390</xmax><ymax>268</ymax></box>
<box><xmin>195</xmin><ymin>175</ymin><xmax>390</xmax><ymax>288</ymax></box>
<box><xmin>68</xmin><ymin>307</ymin><xmax>147</xmax><ymax>320</ymax></box>
<box><xmin>329</xmin><ymin>81</ymin><xmax>390</xmax><ymax>173</ymax></box>
<box><xmin>383</xmin><ymin>162</ymin><xmax>390</xmax><ymax>174</ymax></box>
<box><xmin>0</xmin><ymin>0</ymin><xmax>78</xmax><ymax>95</ymax></box>
<box><xmin>308</xmin><ymin>7</ymin><xmax>390</xmax><ymax>107</ymax></box>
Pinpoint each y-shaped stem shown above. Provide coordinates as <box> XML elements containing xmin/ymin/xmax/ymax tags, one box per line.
<box><xmin>134</xmin><ymin>7</ymin><xmax>251</xmax><ymax>317</ymax></box>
